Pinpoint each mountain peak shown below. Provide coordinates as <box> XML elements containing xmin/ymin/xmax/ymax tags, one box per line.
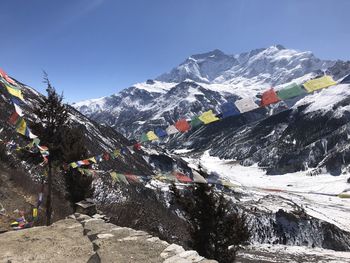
<box><xmin>190</xmin><ymin>49</ymin><xmax>227</xmax><ymax>60</ymax></box>
<box><xmin>156</xmin><ymin>45</ymin><xmax>330</xmax><ymax>84</ymax></box>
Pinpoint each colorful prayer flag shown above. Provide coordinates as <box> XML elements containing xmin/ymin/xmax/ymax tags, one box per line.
<box><xmin>15</xmin><ymin>118</ymin><xmax>27</xmax><ymax>136</ymax></box>
<box><xmin>155</xmin><ymin>128</ymin><xmax>167</xmax><ymax>138</ymax></box>
<box><xmin>146</xmin><ymin>131</ymin><xmax>159</xmax><ymax>141</ymax></box>
<box><xmin>190</xmin><ymin>116</ymin><xmax>203</xmax><ymax>128</ymax></box>
<box><xmin>260</xmin><ymin>88</ymin><xmax>280</xmax><ymax>107</ymax></box>
<box><xmin>141</xmin><ymin>133</ymin><xmax>149</xmax><ymax>142</ymax></box>
<box><xmin>8</xmin><ymin>112</ymin><xmax>20</xmax><ymax>125</ymax></box>
<box><xmin>277</xmin><ymin>83</ymin><xmax>306</xmax><ymax>100</ymax></box>
<box><xmin>175</xmin><ymin>119</ymin><xmax>190</xmax><ymax>132</ymax></box>
<box><xmin>303</xmin><ymin>75</ymin><xmax>337</xmax><ymax>93</ymax></box>
<box><xmin>221</xmin><ymin>102</ymin><xmax>240</xmax><ymax>118</ymax></box>
<box><xmin>174</xmin><ymin>172</ymin><xmax>193</xmax><ymax>183</ymax></box>
<box><xmin>198</xmin><ymin>110</ymin><xmax>220</xmax><ymax>124</ymax></box>
<box><xmin>5</xmin><ymin>84</ymin><xmax>24</xmax><ymax>101</ymax></box>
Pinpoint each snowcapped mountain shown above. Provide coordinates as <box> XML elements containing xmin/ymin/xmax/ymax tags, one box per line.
<box><xmin>73</xmin><ymin>45</ymin><xmax>338</xmax><ymax>139</ymax></box>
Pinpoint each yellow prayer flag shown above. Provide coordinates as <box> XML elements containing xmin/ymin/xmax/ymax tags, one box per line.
<box><xmin>303</xmin><ymin>75</ymin><xmax>337</xmax><ymax>93</ymax></box>
<box><xmin>16</xmin><ymin>118</ymin><xmax>27</xmax><ymax>136</ymax></box>
<box><xmin>70</xmin><ymin>162</ymin><xmax>78</xmax><ymax>168</ymax></box>
<box><xmin>110</xmin><ymin>172</ymin><xmax>117</xmax><ymax>183</ymax></box>
<box><xmin>88</xmin><ymin>157</ymin><xmax>97</xmax><ymax>163</ymax></box>
<box><xmin>6</xmin><ymin>84</ymin><xmax>24</xmax><ymax>101</ymax></box>
<box><xmin>338</xmin><ymin>193</ymin><xmax>350</xmax><ymax>199</ymax></box>
<box><xmin>33</xmin><ymin>208</ymin><xmax>38</xmax><ymax>218</ymax></box>
<box><xmin>198</xmin><ymin>110</ymin><xmax>219</xmax><ymax>124</ymax></box>
<box><xmin>146</xmin><ymin>131</ymin><xmax>159</xmax><ymax>141</ymax></box>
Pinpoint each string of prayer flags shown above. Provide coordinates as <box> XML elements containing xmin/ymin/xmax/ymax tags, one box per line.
<box><xmin>166</xmin><ymin>125</ymin><xmax>178</xmax><ymax>135</ymax></box>
<box><xmin>146</xmin><ymin>131</ymin><xmax>159</xmax><ymax>141</ymax></box>
<box><xmin>234</xmin><ymin>97</ymin><xmax>259</xmax><ymax>113</ymax></box>
<box><xmin>190</xmin><ymin>116</ymin><xmax>203</xmax><ymax>128</ymax></box>
<box><xmin>221</xmin><ymin>102</ymin><xmax>240</xmax><ymax>118</ymax></box>
<box><xmin>260</xmin><ymin>88</ymin><xmax>280</xmax><ymax>107</ymax></box>
<box><xmin>155</xmin><ymin>128</ymin><xmax>168</xmax><ymax>138</ymax></box>
<box><xmin>277</xmin><ymin>83</ymin><xmax>306</xmax><ymax>100</ymax></box>
<box><xmin>198</xmin><ymin>110</ymin><xmax>220</xmax><ymax>124</ymax></box>
<box><xmin>303</xmin><ymin>75</ymin><xmax>337</xmax><ymax>93</ymax></box>
<box><xmin>175</xmin><ymin>119</ymin><xmax>191</xmax><ymax>132</ymax></box>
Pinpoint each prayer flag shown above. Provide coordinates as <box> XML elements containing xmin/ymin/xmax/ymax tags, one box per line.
<box><xmin>175</xmin><ymin>119</ymin><xmax>190</xmax><ymax>132</ymax></box>
<box><xmin>141</xmin><ymin>133</ymin><xmax>149</xmax><ymax>142</ymax></box>
<box><xmin>190</xmin><ymin>116</ymin><xmax>203</xmax><ymax>128</ymax></box>
<box><xmin>198</xmin><ymin>110</ymin><xmax>220</xmax><ymax>124</ymax></box>
<box><xmin>8</xmin><ymin>112</ymin><xmax>19</xmax><ymax>125</ymax></box>
<box><xmin>155</xmin><ymin>128</ymin><xmax>167</xmax><ymax>138</ymax></box>
<box><xmin>13</xmin><ymin>103</ymin><xmax>24</xmax><ymax>116</ymax></box>
<box><xmin>15</xmin><ymin>118</ymin><xmax>27</xmax><ymax>136</ymax></box>
<box><xmin>166</xmin><ymin>125</ymin><xmax>178</xmax><ymax>135</ymax></box>
<box><xmin>5</xmin><ymin>84</ymin><xmax>24</xmax><ymax>101</ymax></box>
<box><xmin>277</xmin><ymin>83</ymin><xmax>306</xmax><ymax>100</ymax></box>
<box><xmin>88</xmin><ymin>157</ymin><xmax>97</xmax><ymax>163</ymax></box>
<box><xmin>221</xmin><ymin>102</ymin><xmax>240</xmax><ymax>118</ymax></box>
<box><xmin>234</xmin><ymin>97</ymin><xmax>259</xmax><ymax>113</ymax></box>
<box><xmin>303</xmin><ymin>75</ymin><xmax>337</xmax><ymax>93</ymax></box>
<box><xmin>192</xmin><ymin>171</ymin><xmax>207</xmax><ymax>183</ymax></box>
<box><xmin>175</xmin><ymin>172</ymin><xmax>193</xmax><ymax>183</ymax></box>
<box><xmin>125</xmin><ymin>174</ymin><xmax>140</xmax><ymax>183</ymax></box>
<box><xmin>0</xmin><ymin>68</ymin><xmax>16</xmax><ymax>85</ymax></box>
<box><xmin>260</xmin><ymin>88</ymin><xmax>280</xmax><ymax>107</ymax></box>
<box><xmin>146</xmin><ymin>131</ymin><xmax>159</xmax><ymax>141</ymax></box>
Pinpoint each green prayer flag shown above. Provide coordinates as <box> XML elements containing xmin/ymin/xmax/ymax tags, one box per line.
<box><xmin>141</xmin><ymin>133</ymin><xmax>149</xmax><ymax>142</ymax></box>
<box><xmin>190</xmin><ymin>116</ymin><xmax>203</xmax><ymax>128</ymax></box>
<box><xmin>277</xmin><ymin>83</ymin><xmax>306</xmax><ymax>100</ymax></box>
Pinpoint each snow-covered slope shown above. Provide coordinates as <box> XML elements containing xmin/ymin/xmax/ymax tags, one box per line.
<box><xmin>74</xmin><ymin>45</ymin><xmax>339</xmax><ymax>139</ymax></box>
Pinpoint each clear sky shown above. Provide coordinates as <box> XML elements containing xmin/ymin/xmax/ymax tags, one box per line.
<box><xmin>1</xmin><ymin>0</ymin><xmax>349</xmax><ymax>102</ymax></box>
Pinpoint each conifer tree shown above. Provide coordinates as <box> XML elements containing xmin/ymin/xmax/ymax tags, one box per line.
<box><xmin>34</xmin><ymin>73</ymin><xmax>69</xmax><ymax>225</ymax></box>
<box><xmin>170</xmin><ymin>183</ymin><xmax>249</xmax><ymax>263</ymax></box>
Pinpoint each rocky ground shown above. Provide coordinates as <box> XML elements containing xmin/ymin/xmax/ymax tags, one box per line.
<box><xmin>1</xmin><ymin>213</ymin><xmax>349</xmax><ymax>263</ymax></box>
<box><xmin>0</xmin><ymin>213</ymin><xmax>217</xmax><ymax>263</ymax></box>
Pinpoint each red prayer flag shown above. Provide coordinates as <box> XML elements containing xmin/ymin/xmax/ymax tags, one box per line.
<box><xmin>175</xmin><ymin>119</ymin><xmax>190</xmax><ymax>132</ymax></box>
<box><xmin>82</xmin><ymin>160</ymin><xmax>90</xmax><ymax>165</ymax></box>
<box><xmin>133</xmin><ymin>143</ymin><xmax>142</xmax><ymax>151</ymax></box>
<box><xmin>8</xmin><ymin>112</ymin><xmax>19</xmax><ymax>125</ymax></box>
<box><xmin>175</xmin><ymin>172</ymin><xmax>193</xmax><ymax>183</ymax></box>
<box><xmin>0</xmin><ymin>68</ymin><xmax>16</xmax><ymax>85</ymax></box>
<box><xmin>103</xmin><ymin>152</ymin><xmax>110</xmax><ymax>161</ymax></box>
<box><xmin>260</xmin><ymin>88</ymin><xmax>280</xmax><ymax>107</ymax></box>
<box><xmin>125</xmin><ymin>174</ymin><xmax>140</xmax><ymax>183</ymax></box>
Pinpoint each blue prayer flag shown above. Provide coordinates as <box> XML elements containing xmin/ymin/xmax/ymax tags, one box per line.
<box><xmin>221</xmin><ymin>102</ymin><xmax>240</xmax><ymax>118</ymax></box>
<box><xmin>155</xmin><ymin>128</ymin><xmax>168</xmax><ymax>137</ymax></box>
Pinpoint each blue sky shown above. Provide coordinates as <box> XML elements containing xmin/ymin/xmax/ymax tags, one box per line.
<box><xmin>1</xmin><ymin>0</ymin><xmax>349</xmax><ymax>102</ymax></box>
